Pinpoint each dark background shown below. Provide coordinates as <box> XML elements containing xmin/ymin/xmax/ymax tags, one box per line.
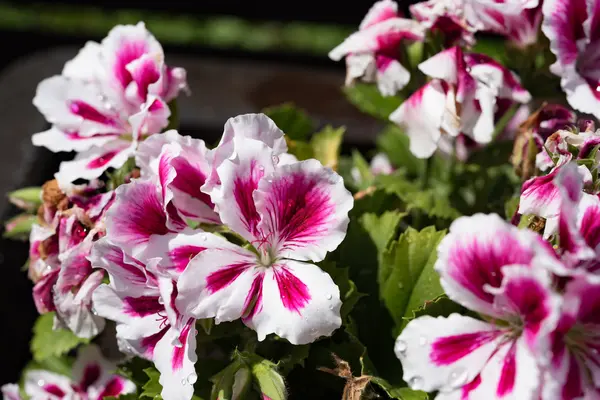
<box><xmin>0</xmin><ymin>0</ymin><xmax>416</xmax><ymax>386</ymax></box>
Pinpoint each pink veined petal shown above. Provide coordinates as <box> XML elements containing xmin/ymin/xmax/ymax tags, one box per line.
<box><xmin>71</xmin><ymin>344</ymin><xmax>115</xmax><ymax>392</ymax></box>
<box><xmin>542</xmin><ymin>0</ymin><xmax>587</xmax><ymax>69</ymax></box>
<box><xmin>154</xmin><ymin>319</ymin><xmax>197</xmax><ymax>400</ymax></box>
<box><xmin>33</xmin><ymin>268</ymin><xmax>60</xmax><ymax>314</ymax></box>
<box><xmin>125</xmin><ymin>53</ymin><xmax>162</xmax><ymax>103</ymax></box>
<box><xmin>53</xmin><ymin>270</ymin><xmax>106</xmax><ymax>339</ymax></box>
<box><xmin>155</xmin><ymin>66</ymin><xmax>188</xmax><ymax>102</ymax></box>
<box><xmin>91</xmin><ymin>375</ymin><xmax>136</xmax><ymax>400</ymax></box>
<box><xmin>389</xmin><ymin>80</ymin><xmax>448</xmax><ymax>158</ymax></box>
<box><xmin>56</xmin><ymin>240</ymin><xmax>93</xmax><ymax>292</ymax></box>
<box><xmin>359</xmin><ymin>0</ymin><xmax>400</xmax><ymax>30</ymax></box>
<box><xmin>129</xmin><ymin>96</ymin><xmax>170</xmax><ymax>140</ymax></box>
<box><xmin>54</xmin><ymin>140</ymin><xmax>135</xmax><ymax>185</ymax></box>
<box><xmin>176</xmin><ymin>234</ymin><xmax>259</xmax><ymax>323</ymax></box>
<box><xmin>213</xmin><ymin>136</ymin><xmax>276</xmax><ymax>243</ymax></box>
<box><xmin>32</xmin><ymin>126</ymin><xmax>118</xmax><ymax>153</ymax></box>
<box><xmin>245</xmin><ymin>259</ymin><xmax>341</xmax><ymax>345</ymax></box>
<box><xmin>376</xmin><ymin>57</ymin><xmax>411</xmax><ymax>96</ymax></box>
<box><xmin>395</xmin><ymin>314</ymin><xmax>503</xmax><ymax>393</ymax></box>
<box><xmin>91</xmin><ymin>284</ymin><xmax>167</xmax><ymax>359</ymax></box>
<box><xmin>419</xmin><ymin>46</ymin><xmax>465</xmax><ymax>85</ymax></box>
<box><xmin>328</xmin><ymin>18</ymin><xmax>425</xmax><ymax>61</ymax></box>
<box><xmin>254</xmin><ymin>159</ymin><xmax>353</xmax><ymax>262</ymax></box>
<box><xmin>62</xmin><ymin>41</ymin><xmax>102</xmax><ymax>81</ymax></box>
<box><xmin>24</xmin><ymin>370</ymin><xmax>74</xmax><ymax>399</ymax></box>
<box><xmin>1</xmin><ymin>384</ymin><xmax>21</xmax><ymax>400</ymax></box>
<box><xmin>435</xmin><ymin>213</ymin><xmax>543</xmax><ymax>316</ymax></box>
<box><xmin>33</xmin><ymin>76</ymin><xmax>126</xmax><ymax>136</ymax></box>
<box><xmin>105</xmin><ymin>179</ymin><xmax>171</xmax><ymax>257</ymax></box>
<box><xmin>519</xmin><ymin>166</ymin><xmax>563</xmax><ymax>219</ymax></box>
<box><xmin>203</xmin><ymin>113</ymin><xmax>287</xmax><ymax>201</ymax></box>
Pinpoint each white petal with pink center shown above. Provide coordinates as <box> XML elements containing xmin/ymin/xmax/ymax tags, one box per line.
<box><xmin>1</xmin><ymin>384</ymin><xmax>21</xmax><ymax>400</ymax></box>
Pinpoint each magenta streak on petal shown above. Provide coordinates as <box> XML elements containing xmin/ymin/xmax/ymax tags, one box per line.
<box><xmin>206</xmin><ymin>262</ymin><xmax>253</xmax><ymax>293</ymax></box>
<box><xmin>496</xmin><ymin>342</ymin><xmax>517</xmax><ymax>397</ymax></box>
<box><xmin>562</xmin><ymin>354</ymin><xmax>585</xmax><ymax>399</ymax></box>
<box><xmin>376</xmin><ymin>31</ymin><xmax>420</xmax><ymax>58</ymax></box>
<box><xmin>96</xmin><ymin>377</ymin><xmax>125</xmax><ymax>399</ymax></box>
<box><xmin>430</xmin><ymin>330</ymin><xmax>500</xmax><ymax>366</ymax></box>
<box><xmin>580</xmin><ymin>205</ymin><xmax>600</xmax><ymax>250</ymax></box>
<box><xmin>141</xmin><ymin>326</ymin><xmax>169</xmax><ymax>358</ymax></box>
<box><xmin>233</xmin><ymin>160</ymin><xmax>263</xmax><ymax>236</ymax></box>
<box><xmin>551</xmin><ymin>0</ymin><xmax>587</xmax><ymax>66</ymax></box>
<box><xmin>113</xmin><ymin>183</ymin><xmax>169</xmax><ymax>244</ymax></box>
<box><xmin>131</xmin><ymin>57</ymin><xmax>161</xmax><ymax>100</ymax></box>
<box><xmin>114</xmin><ymin>40</ymin><xmax>149</xmax><ymax>88</ymax></box>
<box><xmin>29</xmin><ymin>240</ymin><xmax>42</xmax><ymax>259</ymax></box>
<box><xmin>33</xmin><ymin>269</ymin><xmax>60</xmax><ymax>313</ymax></box>
<box><xmin>168</xmin><ymin>245</ymin><xmax>205</xmax><ymax>272</ymax></box>
<box><xmin>171</xmin><ymin>157</ymin><xmax>214</xmax><ymax>208</ymax></box>
<box><xmin>148</xmin><ymin>98</ymin><xmax>165</xmax><ymax>113</ymax></box>
<box><xmin>65</xmin><ymin>131</ymin><xmax>119</xmax><ymax>141</ymax></box>
<box><xmin>461</xmin><ymin>374</ymin><xmax>482</xmax><ymax>399</ymax></box>
<box><xmin>273</xmin><ymin>266</ymin><xmax>310</xmax><ymax>314</ymax></box>
<box><xmin>264</xmin><ymin>172</ymin><xmax>333</xmax><ymax>251</ymax></box>
<box><xmin>80</xmin><ymin>363</ymin><xmax>101</xmax><ymax>390</ymax></box>
<box><xmin>104</xmin><ymin>248</ymin><xmax>146</xmax><ymax>285</ymax></box>
<box><xmin>58</xmin><ymin>253</ymin><xmax>93</xmax><ymax>292</ymax></box>
<box><xmin>123</xmin><ymin>296</ymin><xmax>163</xmax><ymax>317</ymax></box>
<box><xmin>172</xmin><ymin>320</ymin><xmax>193</xmax><ymax>371</ymax></box>
<box><xmin>86</xmin><ymin>150</ymin><xmax>120</xmax><ymax>169</ymax></box>
<box><xmin>43</xmin><ymin>384</ymin><xmax>66</xmax><ymax>397</ymax></box>
<box><xmin>362</xmin><ymin>7</ymin><xmax>397</xmax><ymax>29</ymax></box>
<box><xmin>242</xmin><ymin>272</ymin><xmax>264</xmax><ymax>321</ymax></box>
<box><xmin>375</xmin><ymin>54</ymin><xmax>394</xmax><ymax>72</ymax></box>
<box><xmin>447</xmin><ymin>236</ymin><xmax>534</xmax><ymax>305</ymax></box>
<box><xmin>68</xmin><ymin>100</ymin><xmax>120</xmax><ymax>127</ymax></box>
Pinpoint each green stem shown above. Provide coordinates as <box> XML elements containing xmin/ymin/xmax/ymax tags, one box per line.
<box><xmin>492</xmin><ymin>102</ymin><xmax>519</xmax><ymax>141</ymax></box>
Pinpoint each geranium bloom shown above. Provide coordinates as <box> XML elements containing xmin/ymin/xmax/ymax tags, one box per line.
<box><xmin>0</xmin><ymin>344</ymin><xmax>135</xmax><ymax>399</ymax></box>
<box><xmin>32</xmin><ymin>22</ymin><xmax>186</xmax><ymax>184</ymax></box>
<box><xmin>29</xmin><ymin>179</ymin><xmax>113</xmax><ymax>338</ymax></box>
<box><xmin>396</xmin><ymin>213</ymin><xmax>560</xmax><ymax>399</ymax></box>
<box><xmin>410</xmin><ymin>0</ymin><xmax>475</xmax><ymax>45</ymax></box>
<box><xmin>390</xmin><ymin>46</ymin><xmax>531</xmax><ymax>158</ymax></box>
<box><xmin>542</xmin><ymin>0</ymin><xmax>600</xmax><ymax>118</ymax></box>
<box><xmin>91</xmin><ymin>239</ymin><xmax>197</xmax><ymax>400</ymax></box>
<box><xmin>328</xmin><ymin>0</ymin><xmax>425</xmax><ymax>96</ymax></box>
<box><xmin>141</xmin><ymin>114</ymin><xmax>355</xmax><ymax>345</ymax></box>
<box><xmin>351</xmin><ymin>152</ymin><xmax>395</xmax><ymax>185</ymax></box>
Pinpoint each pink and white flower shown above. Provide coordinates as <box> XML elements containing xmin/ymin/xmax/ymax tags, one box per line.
<box><xmin>390</xmin><ymin>46</ymin><xmax>531</xmax><ymax>158</ymax></box>
<box><xmin>151</xmin><ymin>114</ymin><xmax>355</xmax><ymax>345</ymax></box>
<box><xmin>542</xmin><ymin>0</ymin><xmax>600</xmax><ymax>118</ymax></box>
<box><xmin>410</xmin><ymin>0</ymin><xmax>476</xmax><ymax>46</ymax></box>
<box><xmin>396</xmin><ymin>213</ymin><xmax>560</xmax><ymax>399</ymax></box>
<box><xmin>32</xmin><ymin>22</ymin><xmax>186</xmax><ymax>184</ymax></box>
<box><xmin>351</xmin><ymin>152</ymin><xmax>395</xmax><ymax>185</ymax></box>
<box><xmin>0</xmin><ymin>344</ymin><xmax>135</xmax><ymax>400</ymax></box>
<box><xmin>90</xmin><ymin>239</ymin><xmax>198</xmax><ymax>400</ymax></box>
<box><xmin>328</xmin><ymin>0</ymin><xmax>425</xmax><ymax>96</ymax></box>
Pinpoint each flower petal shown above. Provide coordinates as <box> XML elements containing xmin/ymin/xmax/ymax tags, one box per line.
<box><xmin>154</xmin><ymin>319</ymin><xmax>197</xmax><ymax>400</ymax></box>
<box><xmin>389</xmin><ymin>80</ymin><xmax>447</xmax><ymax>158</ymax></box>
<box><xmin>435</xmin><ymin>213</ymin><xmax>543</xmax><ymax>316</ymax></box>
<box><xmin>254</xmin><ymin>159</ymin><xmax>353</xmax><ymax>262</ymax></box>
<box><xmin>1</xmin><ymin>384</ymin><xmax>21</xmax><ymax>400</ymax></box>
<box><xmin>376</xmin><ymin>57</ymin><xmax>411</xmax><ymax>96</ymax></box>
<box><xmin>176</xmin><ymin>234</ymin><xmax>258</xmax><ymax>323</ymax></box>
<box><xmin>33</xmin><ymin>268</ymin><xmax>60</xmax><ymax>314</ymax></box>
<box><xmin>32</xmin><ymin>127</ymin><xmax>118</xmax><ymax>153</ymax></box>
<box><xmin>396</xmin><ymin>314</ymin><xmax>503</xmax><ymax>393</ymax></box>
<box><xmin>24</xmin><ymin>370</ymin><xmax>74</xmax><ymax>399</ymax></box>
<box><xmin>359</xmin><ymin>0</ymin><xmax>399</xmax><ymax>29</ymax></box>
<box><xmin>245</xmin><ymin>259</ymin><xmax>341</xmax><ymax>345</ymax></box>
<box><xmin>62</xmin><ymin>41</ymin><xmax>102</xmax><ymax>81</ymax></box>
<box><xmin>71</xmin><ymin>344</ymin><xmax>115</xmax><ymax>391</ymax></box>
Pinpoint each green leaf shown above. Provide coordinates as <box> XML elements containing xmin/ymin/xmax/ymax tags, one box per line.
<box><xmin>198</xmin><ymin>318</ymin><xmax>214</xmax><ymax>335</ymax></box>
<box><xmin>370</xmin><ymin>377</ymin><xmax>428</xmax><ymax>400</ymax></box>
<box><xmin>104</xmin><ymin>394</ymin><xmax>138</xmax><ymax>400</ymax></box>
<box><xmin>140</xmin><ymin>367</ymin><xmax>162</xmax><ymax>399</ymax></box>
<box><xmin>351</xmin><ymin>150</ymin><xmax>373</xmax><ymax>188</ymax></box>
<box><xmin>360</xmin><ymin>211</ymin><xmax>406</xmax><ymax>254</ymax></box>
<box><xmin>376</xmin><ymin>125</ymin><xmax>424</xmax><ymax>177</ymax></box>
<box><xmin>8</xmin><ymin>186</ymin><xmax>42</xmax><ymax>212</ymax></box>
<box><xmin>343</xmin><ymin>84</ymin><xmax>403</xmax><ymax>120</ymax></box>
<box><xmin>210</xmin><ymin>361</ymin><xmax>245</xmax><ymax>400</ymax></box>
<box><xmin>31</xmin><ymin>313</ymin><xmax>89</xmax><ymax>362</ymax></box>
<box><xmin>504</xmin><ymin>196</ymin><xmax>520</xmax><ymax>220</ymax></box>
<box><xmin>377</xmin><ymin>174</ymin><xmax>460</xmax><ymax>220</ymax></box>
<box><xmin>107</xmin><ymin>157</ymin><xmax>137</xmax><ymax>191</ymax></box>
<box><xmin>285</xmin><ymin>138</ymin><xmax>314</xmax><ymax>161</ymax></box>
<box><xmin>401</xmin><ymin>295</ymin><xmax>465</xmax><ymax>328</ymax></box>
<box><xmin>310</xmin><ymin>125</ymin><xmax>345</xmax><ymax>170</ymax></box>
<box><xmin>3</xmin><ymin>213</ymin><xmax>37</xmax><ymax>240</ymax></box>
<box><xmin>277</xmin><ymin>344</ymin><xmax>311</xmax><ymax>375</ymax></box>
<box><xmin>263</xmin><ymin>103</ymin><xmax>315</xmax><ymax>141</ymax></box>
<box><xmin>379</xmin><ymin>227</ymin><xmax>446</xmax><ymax>334</ymax></box>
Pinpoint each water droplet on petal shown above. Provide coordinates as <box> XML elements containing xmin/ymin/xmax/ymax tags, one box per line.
<box><xmin>409</xmin><ymin>376</ymin><xmax>423</xmax><ymax>390</ymax></box>
<box><xmin>326</xmin><ymin>294</ymin><xmax>333</xmax><ymax>300</ymax></box>
<box><xmin>201</xmin><ymin>235</ymin><xmax>207</xmax><ymax>241</ymax></box>
<box><xmin>37</xmin><ymin>380</ymin><xmax>45</xmax><ymax>387</ymax></box>
<box><xmin>158</xmin><ymin>297</ymin><xmax>164</xmax><ymax>305</ymax></box>
<box><xmin>187</xmin><ymin>373</ymin><xmax>198</xmax><ymax>385</ymax></box>
<box><xmin>272</xmin><ymin>155</ymin><xmax>280</xmax><ymax>165</ymax></box>
<box><xmin>395</xmin><ymin>339</ymin><xmax>407</xmax><ymax>356</ymax></box>
<box><xmin>181</xmin><ymin>378</ymin><xmax>187</xmax><ymax>386</ymax></box>
<box><xmin>419</xmin><ymin>336</ymin><xmax>428</xmax><ymax>346</ymax></box>
<box><xmin>328</xmin><ymin>305</ymin><xmax>334</xmax><ymax>310</ymax></box>
<box><xmin>448</xmin><ymin>367</ymin><xmax>468</xmax><ymax>388</ymax></box>
<box><xmin>173</xmin><ymin>338</ymin><xmax>183</xmax><ymax>348</ymax></box>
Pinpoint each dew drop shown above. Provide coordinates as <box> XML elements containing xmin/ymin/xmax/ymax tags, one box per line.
<box><xmin>37</xmin><ymin>380</ymin><xmax>45</xmax><ymax>387</ymax></box>
<box><xmin>158</xmin><ymin>297</ymin><xmax>164</xmax><ymax>305</ymax></box>
<box><xmin>409</xmin><ymin>376</ymin><xmax>423</xmax><ymax>390</ymax></box>
<box><xmin>448</xmin><ymin>367</ymin><xmax>468</xmax><ymax>388</ymax></box>
<box><xmin>272</xmin><ymin>155</ymin><xmax>280</xmax><ymax>165</ymax></box>
<box><xmin>328</xmin><ymin>305</ymin><xmax>334</xmax><ymax>310</ymax></box>
<box><xmin>395</xmin><ymin>339</ymin><xmax>407</xmax><ymax>356</ymax></box>
<box><xmin>326</xmin><ymin>293</ymin><xmax>333</xmax><ymax>300</ymax></box>
<box><xmin>419</xmin><ymin>336</ymin><xmax>428</xmax><ymax>346</ymax></box>
<box><xmin>201</xmin><ymin>235</ymin><xmax>207</xmax><ymax>241</ymax></box>
<box><xmin>181</xmin><ymin>378</ymin><xmax>187</xmax><ymax>386</ymax></box>
<box><xmin>173</xmin><ymin>338</ymin><xmax>183</xmax><ymax>348</ymax></box>
<box><xmin>397</xmin><ymin>282</ymin><xmax>404</xmax><ymax>289</ymax></box>
<box><xmin>187</xmin><ymin>373</ymin><xmax>198</xmax><ymax>385</ymax></box>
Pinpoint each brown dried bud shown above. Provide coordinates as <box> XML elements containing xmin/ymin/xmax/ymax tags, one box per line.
<box><xmin>41</xmin><ymin>179</ymin><xmax>67</xmax><ymax>208</ymax></box>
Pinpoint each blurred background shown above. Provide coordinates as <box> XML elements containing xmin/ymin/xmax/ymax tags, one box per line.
<box><xmin>0</xmin><ymin>0</ymin><xmax>419</xmax><ymax>385</ymax></box>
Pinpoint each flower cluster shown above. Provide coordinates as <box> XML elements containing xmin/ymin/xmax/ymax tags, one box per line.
<box><xmin>396</xmin><ymin>162</ymin><xmax>600</xmax><ymax>398</ymax></box>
